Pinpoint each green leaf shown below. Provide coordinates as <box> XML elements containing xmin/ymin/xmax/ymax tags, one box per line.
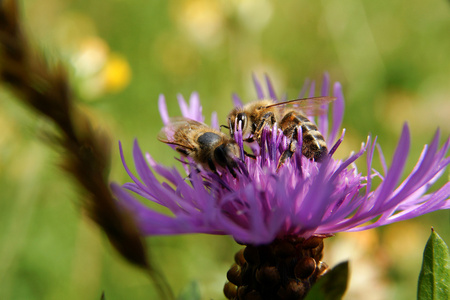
<box><xmin>418</xmin><ymin>229</ymin><xmax>450</xmax><ymax>300</ymax></box>
<box><xmin>177</xmin><ymin>281</ymin><xmax>201</xmax><ymax>300</ymax></box>
<box><xmin>305</xmin><ymin>261</ymin><xmax>349</xmax><ymax>300</ymax></box>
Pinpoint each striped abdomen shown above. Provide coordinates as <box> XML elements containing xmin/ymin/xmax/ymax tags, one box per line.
<box><xmin>279</xmin><ymin>110</ymin><xmax>328</xmax><ymax>162</ymax></box>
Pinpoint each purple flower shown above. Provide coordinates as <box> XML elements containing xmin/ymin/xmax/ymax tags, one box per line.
<box><xmin>112</xmin><ymin>74</ymin><xmax>450</xmax><ymax>245</ymax></box>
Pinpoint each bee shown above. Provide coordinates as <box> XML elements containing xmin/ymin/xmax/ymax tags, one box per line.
<box><xmin>158</xmin><ymin>118</ymin><xmax>241</xmax><ymax>177</ymax></box>
<box><xmin>227</xmin><ymin>96</ymin><xmax>335</xmax><ymax>168</ymax></box>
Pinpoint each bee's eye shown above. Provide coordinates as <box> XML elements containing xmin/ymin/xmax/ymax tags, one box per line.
<box><xmin>237</xmin><ymin>113</ymin><xmax>247</xmax><ymax>128</ymax></box>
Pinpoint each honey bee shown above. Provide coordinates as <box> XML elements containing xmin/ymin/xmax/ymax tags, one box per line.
<box><xmin>227</xmin><ymin>96</ymin><xmax>335</xmax><ymax>168</ymax></box>
<box><xmin>158</xmin><ymin>118</ymin><xmax>241</xmax><ymax>176</ymax></box>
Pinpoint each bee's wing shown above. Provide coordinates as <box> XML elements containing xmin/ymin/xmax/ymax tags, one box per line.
<box><xmin>265</xmin><ymin>96</ymin><xmax>336</xmax><ymax>116</ymax></box>
<box><xmin>157</xmin><ymin>117</ymin><xmax>207</xmax><ymax>150</ymax></box>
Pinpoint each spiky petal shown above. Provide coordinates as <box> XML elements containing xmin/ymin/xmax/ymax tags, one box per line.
<box><xmin>113</xmin><ymin>74</ymin><xmax>450</xmax><ymax>246</ymax></box>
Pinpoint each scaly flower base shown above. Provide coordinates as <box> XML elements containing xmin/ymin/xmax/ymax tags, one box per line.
<box><xmin>224</xmin><ymin>236</ymin><xmax>329</xmax><ymax>300</ymax></box>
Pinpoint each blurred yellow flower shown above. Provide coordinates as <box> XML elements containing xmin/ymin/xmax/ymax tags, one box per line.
<box><xmin>70</xmin><ymin>37</ymin><xmax>131</xmax><ymax>100</ymax></box>
<box><xmin>101</xmin><ymin>54</ymin><xmax>132</xmax><ymax>93</ymax></box>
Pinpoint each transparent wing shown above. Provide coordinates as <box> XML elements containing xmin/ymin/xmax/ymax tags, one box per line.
<box><xmin>265</xmin><ymin>96</ymin><xmax>336</xmax><ymax>116</ymax></box>
<box><xmin>157</xmin><ymin>117</ymin><xmax>207</xmax><ymax>150</ymax></box>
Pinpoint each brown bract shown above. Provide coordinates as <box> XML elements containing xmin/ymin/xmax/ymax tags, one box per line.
<box><xmin>224</xmin><ymin>237</ymin><xmax>329</xmax><ymax>300</ymax></box>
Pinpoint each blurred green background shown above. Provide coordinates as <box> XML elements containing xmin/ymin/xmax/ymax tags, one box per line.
<box><xmin>0</xmin><ymin>0</ymin><xmax>449</xmax><ymax>299</ymax></box>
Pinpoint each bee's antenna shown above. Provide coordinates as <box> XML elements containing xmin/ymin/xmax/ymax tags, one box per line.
<box><xmin>174</xmin><ymin>157</ymin><xmax>189</xmax><ymax>165</ymax></box>
<box><xmin>265</xmin><ymin>96</ymin><xmax>337</xmax><ymax>108</ymax></box>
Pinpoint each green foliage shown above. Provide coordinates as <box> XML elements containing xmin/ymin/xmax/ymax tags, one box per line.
<box><xmin>176</xmin><ymin>281</ymin><xmax>201</xmax><ymax>300</ymax></box>
<box><xmin>418</xmin><ymin>229</ymin><xmax>450</xmax><ymax>300</ymax></box>
<box><xmin>305</xmin><ymin>261</ymin><xmax>349</xmax><ymax>300</ymax></box>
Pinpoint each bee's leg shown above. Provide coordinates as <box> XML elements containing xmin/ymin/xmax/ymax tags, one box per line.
<box><xmin>185</xmin><ymin>168</ymin><xmax>202</xmax><ymax>181</ymax></box>
<box><xmin>279</xmin><ymin>112</ymin><xmax>300</xmax><ymax>139</ymax></box>
<box><xmin>276</xmin><ymin>122</ymin><xmax>301</xmax><ymax>171</ymax></box>
<box><xmin>276</xmin><ymin>138</ymin><xmax>297</xmax><ymax>171</ymax></box>
<box><xmin>243</xmin><ymin>150</ymin><xmax>256</xmax><ymax>159</ymax></box>
<box><xmin>174</xmin><ymin>152</ymin><xmax>200</xmax><ymax>179</ymax></box>
<box><xmin>227</xmin><ymin>118</ymin><xmax>234</xmax><ymax>136</ymax></box>
<box><xmin>254</xmin><ymin>112</ymin><xmax>276</xmax><ymax>138</ymax></box>
<box><xmin>175</xmin><ymin>147</ymin><xmax>190</xmax><ymax>156</ymax></box>
<box><xmin>227</xmin><ymin>165</ymin><xmax>237</xmax><ymax>178</ymax></box>
<box><xmin>207</xmin><ymin>158</ymin><xmax>217</xmax><ymax>174</ymax></box>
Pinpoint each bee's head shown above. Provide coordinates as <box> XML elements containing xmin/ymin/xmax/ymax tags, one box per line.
<box><xmin>227</xmin><ymin>108</ymin><xmax>249</xmax><ymax>137</ymax></box>
<box><xmin>214</xmin><ymin>140</ymin><xmax>240</xmax><ymax>176</ymax></box>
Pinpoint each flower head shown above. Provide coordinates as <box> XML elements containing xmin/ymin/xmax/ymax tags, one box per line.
<box><xmin>112</xmin><ymin>74</ymin><xmax>450</xmax><ymax>246</ymax></box>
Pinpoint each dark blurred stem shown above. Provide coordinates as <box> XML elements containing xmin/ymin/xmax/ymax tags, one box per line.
<box><xmin>0</xmin><ymin>0</ymin><xmax>173</xmax><ymax>299</ymax></box>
